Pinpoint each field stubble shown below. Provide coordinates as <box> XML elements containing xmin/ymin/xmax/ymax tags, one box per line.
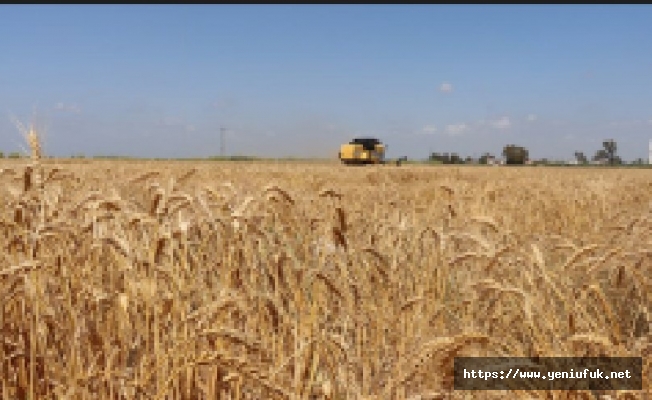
<box><xmin>0</xmin><ymin>159</ymin><xmax>650</xmax><ymax>399</ymax></box>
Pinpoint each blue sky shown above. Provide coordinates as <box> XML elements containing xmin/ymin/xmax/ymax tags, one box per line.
<box><xmin>2</xmin><ymin>5</ymin><xmax>652</xmax><ymax>160</ymax></box>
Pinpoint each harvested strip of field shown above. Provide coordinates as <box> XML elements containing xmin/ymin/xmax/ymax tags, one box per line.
<box><xmin>0</xmin><ymin>159</ymin><xmax>650</xmax><ymax>399</ymax></box>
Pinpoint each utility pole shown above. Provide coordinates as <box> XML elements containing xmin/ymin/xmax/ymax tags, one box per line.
<box><xmin>220</xmin><ymin>126</ymin><xmax>226</xmax><ymax>157</ymax></box>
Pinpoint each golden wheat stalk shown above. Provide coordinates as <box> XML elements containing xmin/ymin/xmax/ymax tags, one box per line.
<box><xmin>26</xmin><ymin>125</ymin><xmax>42</xmax><ymax>161</ymax></box>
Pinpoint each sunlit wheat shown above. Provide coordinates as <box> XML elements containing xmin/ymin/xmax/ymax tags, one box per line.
<box><xmin>0</xmin><ymin>141</ymin><xmax>649</xmax><ymax>399</ymax></box>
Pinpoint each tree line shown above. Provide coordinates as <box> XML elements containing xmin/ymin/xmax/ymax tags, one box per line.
<box><xmin>0</xmin><ymin>151</ymin><xmax>22</xmax><ymax>159</ymax></box>
<box><xmin>429</xmin><ymin>139</ymin><xmax>644</xmax><ymax>165</ymax></box>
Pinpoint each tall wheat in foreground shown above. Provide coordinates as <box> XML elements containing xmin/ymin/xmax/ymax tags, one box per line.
<box><xmin>0</xmin><ymin>157</ymin><xmax>649</xmax><ymax>399</ymax></box>
<box><xmin>26</xmin><ymin>125</ymin><xmax>42</xmax><ymax>161</ymax></box>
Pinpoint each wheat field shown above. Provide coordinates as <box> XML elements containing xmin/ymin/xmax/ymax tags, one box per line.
<box><xmin>0</xmin><ymin>154</ymin><xmax>650</xmax><ymax>399</ymax></box>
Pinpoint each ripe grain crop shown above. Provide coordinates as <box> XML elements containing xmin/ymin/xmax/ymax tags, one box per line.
<box><xmin>0</xmin><ymin>153</ymin><xmax>650</xmax><ymax>399</ymax></box>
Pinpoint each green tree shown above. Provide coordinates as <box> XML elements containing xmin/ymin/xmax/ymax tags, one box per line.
<box><xmin>574</xmin><ymin>151</ymin><xmax>587</xmax><ymax>164</ymax></box>
<box><xmin>430</xmin><ymin>152</ymin><xmax>458</xmax><ymax>164</ymax></box>
<box><xmin>603</xmin><ymin>139</ymin><xmax>618</xmax><ymax>165</ymax></box>
<box><xmin>592</xmin><ymin>149</ymin><xmax>608</xmax><ymax>163</ymax></box>
<box><xmin>478</xmin><ymin>152</ymin><xmax>493</xmax><ymax>165</ymax></box>
<box><xmin>502</xmin><ymin>144</ymin><xmax>529</xmax><ymax>165</ymax></box>
<box><xmin>429</xmin><ymin>152</ymin><xmax>444</xmax><ymax>163</ymax></box>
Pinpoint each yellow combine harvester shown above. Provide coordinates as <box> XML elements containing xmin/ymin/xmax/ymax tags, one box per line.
<box><xmin>338</xmin><ymin>137</ymin><xmax>386</xmax><ymax>165</ymax></box>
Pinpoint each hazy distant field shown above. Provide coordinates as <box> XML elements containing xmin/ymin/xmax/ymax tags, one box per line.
<box><xmin>1</xmin><ymin>159</ymin><xmax>650</xmax><ymax>399</ymax></box>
